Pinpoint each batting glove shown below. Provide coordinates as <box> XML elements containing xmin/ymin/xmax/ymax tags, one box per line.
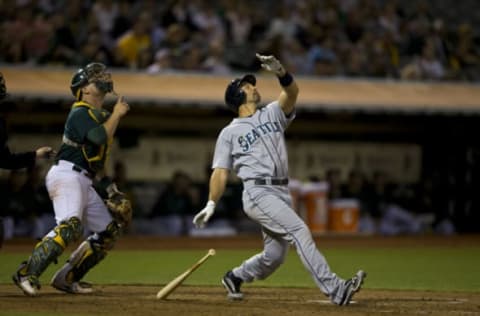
<box><xmin>256</xmin><ymin>53</ymin><xmax>286</xmax><ymax>76</ymax></box>
<box><xmin>193</xmin><ymin>200</ymin><xmax>215</xmax><ymax>228</ymax></box>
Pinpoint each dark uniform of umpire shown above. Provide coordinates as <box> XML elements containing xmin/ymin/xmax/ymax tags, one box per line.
<box><xmin>0</xmin><ymin>72</ymin><xmax>52</xmax><ymax>248</ymax></box>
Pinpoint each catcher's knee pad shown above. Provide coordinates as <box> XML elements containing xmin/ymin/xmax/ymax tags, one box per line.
<box><xmin>65</xmin><ymin>221</ymin><xmax>120</xmax><ymax>281</ymax></box>
<box><xmin>96</xmin><ymin>221</ymin><xmax>121</xmax><ymax>249</ymax></box>
<box><xmin>50</xmin><ymin>217</ymin><xmax>83</xmax><ymax>249</ymax></box>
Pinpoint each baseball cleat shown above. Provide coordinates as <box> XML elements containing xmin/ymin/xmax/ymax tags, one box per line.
<box><xmin>338</xmin><ymin>270</ymin><xmax>367</xmax><ymax>306</ymax></box>
<box><xmin>12</xmin><ymin>261</ymin><xmax>40</xmax><ymax>296</ymax></box>
<box><xmin>51</xmin><ymin>263</ymin><xmax>94</xmax><ymax>294</ymax></box>
<box><xmin>222</xmin><ymin>270</ymin><xmax>244</xmax><ymax>300</ymax></box>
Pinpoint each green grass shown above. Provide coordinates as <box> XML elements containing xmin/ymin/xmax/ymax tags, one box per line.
<box><xmin>1</xmin><ymin>247</ymin><xmax>479</xmax><ymax>292</ymax></box>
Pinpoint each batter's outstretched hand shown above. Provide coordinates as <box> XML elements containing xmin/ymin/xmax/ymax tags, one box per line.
<box><xmin>256</xmin><ymin>53</ymin><xmax>286</xmax><ymax>76</ymax></box>
<box><xmin>193</xmin><ymin>200</ymin><xmax>215</xmax><ymax>228</ymax></box>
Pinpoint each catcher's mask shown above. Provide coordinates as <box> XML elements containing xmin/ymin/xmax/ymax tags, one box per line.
<box><xmin>70</xmin><ymin>62</ymin><xmax>114</xmax><ymax>100</ymax></box>
<box><xmin>224</xmin><ymin>74</ymin><xmax>256</xmax><ymax>112</ymax></box>
<box><xmin>0</xmin><ymin>72</ymin><xmax>8</xmax><ymax>101</ymax></box>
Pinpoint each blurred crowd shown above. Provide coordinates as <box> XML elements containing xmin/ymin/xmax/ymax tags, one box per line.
<box><xmin>0</xmin><ymin>0</ymin><xmax>479</xmax><ymax>81</ymax></box>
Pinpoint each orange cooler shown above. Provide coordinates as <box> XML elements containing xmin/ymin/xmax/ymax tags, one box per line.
<box><xmin>302</xmin><ymin>182</ymin><xmax>329</xmax><ymax>234</ymax></box>
<box><xmin>328</xmin><ymin>199</ymin><xmax>359</xmax><ymax>233</ymax></box>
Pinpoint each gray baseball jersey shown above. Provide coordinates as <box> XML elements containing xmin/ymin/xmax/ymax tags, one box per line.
<box><xmin>212</xmin><ymin>101</ymin><xmax>350</xmax><ymax>303</ymax></box>
<box><xmin>213</xmin><ymin>101</ymin><xmax>292</xmax><ymax>179</ymax></box>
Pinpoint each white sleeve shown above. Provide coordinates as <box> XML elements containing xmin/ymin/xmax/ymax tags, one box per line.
<box><xmin>212</xmin><ymin>128</ymin><xmax>233</xmax><ymax>169</ymax></box>
<box><xmin>266</xmin><ymin>101</ymin><xmax>296</xmax><ymax>129</ymax></box>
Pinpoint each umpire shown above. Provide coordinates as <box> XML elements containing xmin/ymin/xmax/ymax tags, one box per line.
<box><xmin>0</xmin><ymin>72</ymin><xmax>54</xmax><ymax>248</ymax></box>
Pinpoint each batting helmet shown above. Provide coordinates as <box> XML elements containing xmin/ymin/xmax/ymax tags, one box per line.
<box><xmin>70</xmin><ymin>62</ymin><xmax>113</xmax><ymax>100</ymax></box>
<box><xmin>224</xmin><ymin>74</ymin><xmax>256</xmax><ymax>112</ymax></box>
<box><xmin>0</xmin><ymin>72</ymin><xmax>7</xmax><ymax>101</ymax></box>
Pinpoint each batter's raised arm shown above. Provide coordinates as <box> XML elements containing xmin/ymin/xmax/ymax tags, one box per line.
<box><xmin>192</xmin><ymin>168</ymin><xmax>229</xmax><ymax>228</ymax></box>
<box><xmin>256</xmin><ymin>53</ymin><xmax>299</xmax><ymax>115</ymax></box>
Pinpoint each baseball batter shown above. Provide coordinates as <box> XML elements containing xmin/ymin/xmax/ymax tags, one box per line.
<box><xmin>193</xmin><ymin>54</ymin><xmax>366</xmax><ymax>305</ymax></box>
<box><xmin>13</xmin><ymin>63</ymin><xmax>130</xmax><ymax>296</ymax></box>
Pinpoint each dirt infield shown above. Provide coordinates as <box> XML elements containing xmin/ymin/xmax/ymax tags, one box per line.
<box><xmin>2</xmin><ymin>235</ymin><xmax>479</xmax><ymax>315</ymax></box>
<box><xmin>1</xmin><ymin>284</ymin><xmax>479</xmax><ymax>316</ymax></box>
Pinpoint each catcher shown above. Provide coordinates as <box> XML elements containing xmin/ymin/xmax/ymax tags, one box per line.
<box><xmin>13</xmin><ymin>63</ymin><xmax>131</xmax><ymax>296</ymax></box>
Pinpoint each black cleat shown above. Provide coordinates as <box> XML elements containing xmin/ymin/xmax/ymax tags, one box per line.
<box><xmin>221</xmin><ymin>270</ymin><xmax>244</xmax><ymax>300</ymax></box>
<box><xmin>338</xmin><ymin>270</ymin><xmax>367</xmax><ymax>305</ymax></box>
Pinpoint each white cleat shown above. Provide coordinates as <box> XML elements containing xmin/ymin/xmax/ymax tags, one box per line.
<box><xmin>51</xmin><ymin>263</ymin><xmax>94</xmax><ymax>294</ymax></box>
<box><xmin>12</xmin><ymin>263</ymin><xmax>40</xmax><ymax>297</ymax></box>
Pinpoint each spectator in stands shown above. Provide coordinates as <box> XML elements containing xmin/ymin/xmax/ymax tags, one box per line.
<box><xmin>181</xmin><ymin>44</ymin><xmax>204</xmax><ymax>71</ymax></box>
<box><xmin>224</xmin><ymin>3</ymin><xmax>253</xmax><ymax>46</ymax></box>
<box><xmin>115</xmin><ymin>11</ymin><xmax>152</xmax><ymax>68</ymax></box>
<box><xmin>149</xmin><ymin>170</ymin><xmax>196</xmax><ymax>235</ymax></box>
<box><xmin>75</xmin><ymin>32</ymin><xmax>113</xmax><ymax>67</ymax></box>
<box><xmin>282</xmin><ymin>38</ymin><xmax>310</xmax><ymax>75</ymax></box>
<box><xmin>147</xmin><ymin>48</ymin><xmax>173</xmax><ymax>74</ymax></box>
<box><xmin>1</xmin><ymin>6</ymin><xmax>33</xmax><ymax>63</ymax></box>
<box><xmin>310</xmin><ymin>37</ymin><xmax>339</xmax><ymax>76</ymax></box>
<box><xmin>136</xmin><ymin>47</ymin><xmax>155</xmax><ymax>70</ymax></box>
<box><xmin>40</xmin><ymin>12</ymin><xmax>77</xmax><ymax>65</ymax></box>
<box><xmin>401</xmin><ymin>39</ymin><xmax>446</xmax><ymax>80</ymax></box>
<box><xmin>451</xmin><ymin>23</ymin><xmax>480</xmax><ymax>81</ymax></box>
<box><xmin>1</xmin><ymin>0</ymin><xmax>479</xmax><ymax>80</ymax></box>
<box><xmin>157</xmin><ymin>23</ymin><xmax>190</xmax><ymax>68</ymax></box>
<box><xmin>344</xmin><ymin>47</ymin><xmax>367</xmax><ymax>77</ymax></box>
<box><xmin>203</xmin><ymin>40</ymin><xmax>231</xmax><ymax>74</ymax></box>
<box><xmin>110</xmin><ymin>1</ymin><xmax>133</xmax><ymax>42</ymax></box>
<box><xmin>92</xmin><ymin>0</ymin><xmax>119</xmax><ymax>49</ymax></box>
<box><xmin>25</xmin><ymin>11</ymin><xmax>53</xmax><ymax>63</ymax></box>
<box><xmin>189</xmin><ymin>2</ymin><xmax>225</xmax><ymax>44</ymax></box>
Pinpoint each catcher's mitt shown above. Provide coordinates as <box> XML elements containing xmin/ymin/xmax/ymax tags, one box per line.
<box><xmin>105</xmin><ymin>182</ymin><xmax>132</xmax><ymax>228</ymax></box>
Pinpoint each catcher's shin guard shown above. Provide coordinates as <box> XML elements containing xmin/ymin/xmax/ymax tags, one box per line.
<box><xmin>22</xmin><ymin>217</ymin><xmax>83</xmax><ymax>278</ymax></box>
<box><xmin>55</xmin><ymin>221</ymin><xmax>120</xmax><ymax>284</ymax></box>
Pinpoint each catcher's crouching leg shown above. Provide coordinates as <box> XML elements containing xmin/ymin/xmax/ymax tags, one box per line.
<box><xmin>13</xmin><ymin>217</ymin><xmax>83</xmax><ymax>296</ymax></box>
<box><xmin>51</xmin><ymin>221</ymin><xmax>120</xmax><ymax>294</ymax></box>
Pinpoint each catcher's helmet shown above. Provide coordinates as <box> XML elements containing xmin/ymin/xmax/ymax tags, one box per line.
<box><xmin>0</xmin><ymin>72</ymin><xmax>7</xmax><ymax>101</ymax></box>
<box><xmin>70</xmin><ymin>62</ymin><xmax>113</xmax><ymax>99</ymax></box>
<box><xmin>224</xmin><ymin>74</ymin><xmax>256</xmax><ymax>112</ymax></box>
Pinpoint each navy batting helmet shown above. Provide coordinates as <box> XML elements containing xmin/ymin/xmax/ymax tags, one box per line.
<box><xmin>224</xmin><ymin>74</ymin><xmax>256</xmax><ymax>112</ymax></box>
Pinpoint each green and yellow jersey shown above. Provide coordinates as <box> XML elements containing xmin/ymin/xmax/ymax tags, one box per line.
<box><xmin>56</xmin><ymin>101</ymin><xmax>111</xmax><ymax>173</ymax></box>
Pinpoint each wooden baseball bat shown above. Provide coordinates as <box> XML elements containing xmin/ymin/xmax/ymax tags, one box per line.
<box><xmin>156</xmin><ymin>249</ymin><xmax>216</xmax><ymax>300</ymax></box>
